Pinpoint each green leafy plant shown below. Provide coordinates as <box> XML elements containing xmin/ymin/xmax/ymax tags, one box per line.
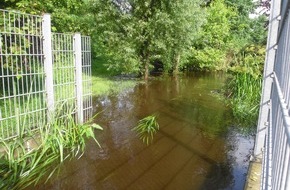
<box><xmin>0</xmin><ymin>103</ymin><xmax>102</xmax><ymax>190</ymax></box>
<box><xmin>132</xmin><ymin>115</ymin><xmax>159</xmax><ymax>145</ymax></box>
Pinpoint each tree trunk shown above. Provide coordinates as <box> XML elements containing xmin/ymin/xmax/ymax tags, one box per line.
<box><xmin>144</xmin><ymin>59</ymin><xmax>149</xmax><ymax>81</ymax></box>
<box><xmin>173</xmin><ymin>53</ymin><xmax>180</xmax><ymax>75</ymax></box>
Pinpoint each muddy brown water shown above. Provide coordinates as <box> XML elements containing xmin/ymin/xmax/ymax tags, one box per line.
<box><xmin>30</xmin><ymin>73</ymin><xmax>254</xmax><ymax>190</ymax></box>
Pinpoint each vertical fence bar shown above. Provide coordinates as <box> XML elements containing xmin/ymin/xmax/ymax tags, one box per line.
<box><xmin>42</xmin><ymin>14</ymin><xmax>54</xmax><ymax>117</ymax></box>
<box><xmin>74</xmin><ymin>33</ymin><xmax>83</xmax><ymax>124</ymax></box>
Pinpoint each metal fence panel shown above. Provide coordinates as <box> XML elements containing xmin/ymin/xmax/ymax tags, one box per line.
<box><xmin>52</xmin><ymin>33</ymin><xmax>76</xmax><ymax>115</ymax></box>
<box><xmin>0</xmin><ymin>9</ymin><xmax>93</xmax><ymax>141</ymax></box>
<box><xmin>0</xmin><ymin>9</ymin><xmax>46</xmax><ymax>140</ymax></box>
<box><xmin>81</xmin><ymin>36</ymin><xmax>92</xmax><ymax>122</ymax></box>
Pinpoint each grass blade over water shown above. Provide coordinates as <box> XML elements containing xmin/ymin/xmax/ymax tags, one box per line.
<box><xmin>0</xmin><ymin>103</ymin><xmax>102</xmax><ymax>190</ymax></box>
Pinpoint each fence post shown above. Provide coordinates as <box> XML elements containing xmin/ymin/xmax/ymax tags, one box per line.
<box><xmin>42</xmin><ymin>14</ymin><xmax>55</xmax><ymax>118</ymax></box>
<box><xmin>74</xmin><ymin>33</ymin><xmax>83</xmax><ymax>124</ymax></box>
<box><xmin>254</xmin><ymin>1</ymin><xmax>281</xmax><ymax>158</ymax></box>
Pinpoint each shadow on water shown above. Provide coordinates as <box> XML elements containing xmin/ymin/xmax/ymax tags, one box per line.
<box><xmin>28</xmin><ymin>72</ymin><xmax>254</xmax><ymax>190</ymax></box>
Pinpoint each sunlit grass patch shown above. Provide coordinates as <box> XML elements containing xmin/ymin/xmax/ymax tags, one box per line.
<box><xmin>91</xmin><ymin>76</ymin><xmax>138</xmax><ymax>97</ymax></box>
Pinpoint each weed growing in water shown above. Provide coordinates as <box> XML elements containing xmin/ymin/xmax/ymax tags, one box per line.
<box><xmin>0</xmin><ymin>104</ymin><xmax>102</xmax><ymax>190</ymax></box>
<box><xmin>132</xmin><ymin>115</ymin><xmax>159</xmax><ymax>145</ymax></box>
<box><xmin>227</xmin><ymin>73</ymin><xmax>262</xmax><ymax>127</ymax></box>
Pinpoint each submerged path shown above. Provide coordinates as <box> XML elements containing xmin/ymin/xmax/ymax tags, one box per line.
<box><xmin>28</xmin><ymin>73</ymin><xmax>254</xmax><ymax>190</ymax></box>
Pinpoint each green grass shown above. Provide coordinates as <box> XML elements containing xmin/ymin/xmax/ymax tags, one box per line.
<box><xmin>91</xmin><ymin>57</ymin><xmax>139</xmax><ymax>97</ymax></box>
<box><xmin>227</xmin><ymin>73</ymin><xmax>262</xmax><ymax>127</ymax></box>
<box><xmin>0</xmin><ymin>70</ymin><xmax>76</xmax><ymax>140</ymax></box>
<box><xmin>0</xmin><ymin>104</ymin><xmax>102</xmax><ymax>190</ymax></box>
<box><xmin>91</xmin><ymin>76</ymin><xmax>137</xmax><ymax>96</ymax></box>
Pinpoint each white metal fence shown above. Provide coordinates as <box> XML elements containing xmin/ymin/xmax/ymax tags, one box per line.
<box><xmin>255</xmin><ymin>0</ymin><xmax>290</xmax><ymax>189</ymax></box>
<box><xmin>0</xmin><ymin>9</ymin><xmax>92</xmax><ymax>141</ymax></box>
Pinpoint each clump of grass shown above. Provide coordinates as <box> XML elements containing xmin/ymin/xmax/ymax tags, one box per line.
<box><xmin>0</xmin><ymin>104</ymin><xmax>102</xmax><ymax>190</ymax></box>
<box><xmin>227</xmin><ymin>73</ymin><xmax>262</xmax><ymax>127</ymax></box>
<box><xmin>132</xmin><ymin>115</ymin><xmax>159</xmax><ymax>145</ymax></box>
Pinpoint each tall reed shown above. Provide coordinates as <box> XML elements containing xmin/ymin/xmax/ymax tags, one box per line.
<box><xmin>227</xmin><ymin>73</ymin><xmax>262</xmax><ymax>127</ymax></box>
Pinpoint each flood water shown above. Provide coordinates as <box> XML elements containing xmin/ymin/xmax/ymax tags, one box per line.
<box><xmin>33</xmin><ymin>73</ymin><xmax>254</xmax><ymax>190</ymax></box>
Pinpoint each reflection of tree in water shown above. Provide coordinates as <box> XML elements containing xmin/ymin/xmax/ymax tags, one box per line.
<box><xmin>94</xmin><ymin>91</ymin><xmax>138</xmax><ymax>151</ymax></box>
<box><xmin>200</xmin><ymin>162</ymin><xmax>234</xmax><ymax>190</ymax></box>
<box><xmin>200</xmin><ymin>127</ymin><xmax>254</xmax><ymax>190</ymax></box>
<box><xmin>92</xmin><ymin>73</ymin><xmax>252</xmax><ymax>189</ymax></box>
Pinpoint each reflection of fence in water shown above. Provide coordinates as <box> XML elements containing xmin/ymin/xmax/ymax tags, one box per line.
<box><xmin>0</xmin><ymin>9</ymin><xmax>92</xmax><ymax>141</ymax></box>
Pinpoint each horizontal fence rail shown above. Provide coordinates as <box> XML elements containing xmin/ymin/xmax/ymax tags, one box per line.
<box><xmin>0</xmin><ymin>9</ymin><xmax>92</xmax><ymax>141</ymax></box>
<box><xmin>257</xmin><ymin>0</ymin><xmax>290</xmax><ymax>189</ymax></box>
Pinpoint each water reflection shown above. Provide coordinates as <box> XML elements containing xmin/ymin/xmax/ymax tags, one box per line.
<box><xmin>28</xmin><ymin>72</ymin><xmax>254</xmax><ymax>190</ymax></box>
<box><xmin>90</xmin><ymin>73</ymin><xmax>253</xmax><ymax>189</ymax></box>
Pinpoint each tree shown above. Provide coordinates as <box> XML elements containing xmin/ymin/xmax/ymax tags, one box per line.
<box><xmin>3</xmin><ymin>0</ymin><xmax>204</xmax><ymax>79</ymax></box>
<box><xmin>3</xmin><ymin>0</ymin><xmax>93</xmax><ymax>34</ymax></box>
<box><xmin>190</xmin><ymin>0</ymin><xmax>236</xmax><ymax>70</ymax></box>
<box><xmin>162</xmin><ymin>1</ymin><xmax>204</xmax><ymax>74</ymax></box>
<box><xmin>126</xmin><ymin>0</ymin><xmax>204</xmax><ymax>78</ymax></box>
<box><xmin>90</xmin><ymin>0</ymin><xmax>204</xmax><ymax>79</ymax></box>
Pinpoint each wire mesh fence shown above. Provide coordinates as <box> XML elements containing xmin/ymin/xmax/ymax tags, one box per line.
<box><xmin>0</xmin><ymin>9</ymin><xmax>92</xmax><ymax>141</ymax></box>
<box><xmin>81</xmin><ymin>36</ymin><xmax>92</xmax><ymax>122</ymax></box>
<box><xmin>0</xmin><ymin>9</ymin><xmax>46</xmax><ymax>140</ymax></box>
<box><xmin>52</xmin><ymin>33</ymin><xmax>76</xmax><ymax>114</ymax></box>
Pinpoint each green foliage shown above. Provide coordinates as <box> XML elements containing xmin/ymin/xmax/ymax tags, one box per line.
<box><xmin>227</xmin><ymin>73</ymin><xmax>262</xmax><ymax>127</ymax></box>
<box><xmin>132</xmin><ymin>115</ymin><xmax>159</xmax><ymax>145</ymax></box>
<box><xmin>0</xmin><ymin>104</ymin><xmax>102</xmax><ymax>190</ymax></box>
<box><xmin>186</xmin><ymin>0</ymin><xmax>267</xmax><ymax>126</ymax></box>
<box><xmin>191</xmin><ymin>47</ymin><xmax>227</xmax><ymax>70</ymax></box>
<box><xmin>4</xmin><ymin>0</ymin><xmax>92</xmax><ymax>34</ymax></box>
<box><xmin>189</xmin><ymin>0</ymin><xmax>267</xmax><ymax>71</ymax></box>
<box><xmin>226</xmin><ymin>44</ymin><xmax>265</xmax><ymax>127</ymax></box>
<box><xmin>230</xmin><ymin>44</ymin><xmax>265</xmax><ymax>78</ymax></box>
<box><xmin>88</xmin><ymin>0</ymin><xmax>140</xmax><ymax>74</ymax></box>
<box><xmin>88</xmin><ymin>0</ymin><xmax>204</xmax><ymax>77</ymax></box>
<box><xmin>189</xmin><ymin>0</ymin><xmax>236</xmax><ymax>70</ymax></box>
<box><xmin>2</xmin><ymin>0</ymin><xmax>204</xmax><ymax>77</ymax></box>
